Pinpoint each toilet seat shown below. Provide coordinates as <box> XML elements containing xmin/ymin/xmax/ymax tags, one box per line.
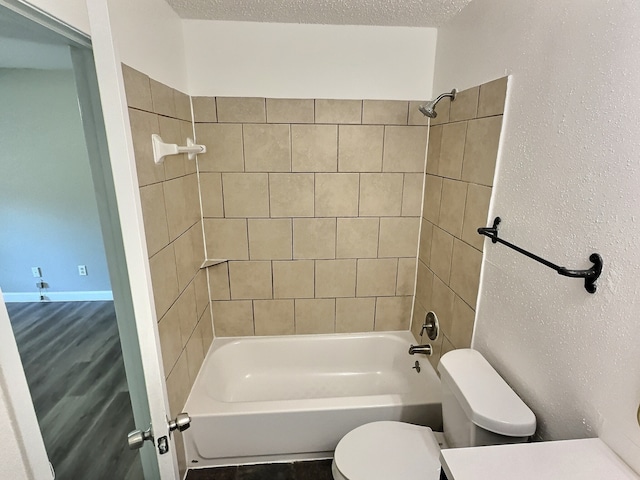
<box><xmin>333</xmin><ymin>421</ymin><xmax>442</xmax><ymax>480</ymax></box>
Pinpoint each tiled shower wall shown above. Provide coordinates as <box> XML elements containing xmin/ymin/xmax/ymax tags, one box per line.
<box><xmin>412</xmin><ymin>77</ymin><xmax>507</xmax><ymax>369</ymax></box>
<box><xmin>122</xmin><ymin>65</ymin><xmax>213</xmax><ymax>470</ymax></box>
<box><xmin>194</xmin><ymin>98</ymin><xmax>429</xmax><ymax>336</ymax></box>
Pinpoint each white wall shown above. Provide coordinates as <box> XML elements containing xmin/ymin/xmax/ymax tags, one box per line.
<box><xmin>0</xmin><ymin>68</ymin><xmax>112</xmax><ymax>299</ymax></box>
<box><xmin>434</xmin><ymin>0</ymin><xmax>640</xmax><ymax>473</ymax></box>
<box><xmin>184</xmin><ymin>20</ymin><xmax>437</xmax><ymax>100</ymax></box>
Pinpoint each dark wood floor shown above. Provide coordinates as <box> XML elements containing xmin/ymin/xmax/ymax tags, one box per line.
<box><xmin>7</xmin><ymin>301</ymin><xmax>143</xmax><ymax>480</ymax></box>
<box><xmin>186</xmin><ymin>460</ymin><xmax>334</xmax><ymax>480</ymax></box>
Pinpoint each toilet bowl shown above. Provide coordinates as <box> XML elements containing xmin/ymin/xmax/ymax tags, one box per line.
<box><xmin>332</xmin><ymin>349</ymin><xmax>536</xmax><ymax>480</ymax></box>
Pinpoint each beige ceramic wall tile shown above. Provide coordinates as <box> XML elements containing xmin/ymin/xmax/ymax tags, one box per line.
<box><xmin>336</xmin><ymin>217</ymin><xmax>379</xmax><ymax>259</ymax></box>
<box><xmin>121</xmin><ymin>64</ymin><xmax>152</xmax><ymax>111</ymax></box>
<box><xmin>295</xmin><ymin>299</ymin><xmax>335</xmax><ymax>334</ymax></box>
<box><xmin>204</xmin><ymin>219</ymin><xmax>249</xmax><ymax>260</ymax></box>
<box><xmin>431</xmin><ymin>274</ymin><xmax>455</xmax><ymax>338</ymax></box>
<box><xmin>449</xmin><ymin>87</ymin><xmax>479</xmax><ymax>122</ymax></box>
<box><xmin>315</xmin><ymin>173</ymin><xmax>359</xmax><ymax>217</ymax></box>
<box><xmin>426</xmin><ymin>125</ymin><xmax>443</xmax><ymax>175</ymax></box>
<box><xmin>272</xmin><ymin>260</ymin><xmax>314</xmax><ymax>298</ymax></box>
<box><xmin>478</xmin><ymin>77</ymin><xmax>508</xmax><ymax>118</ymax></box>
<box><xmin>195</xmin><ymin>124</ymin><xmax>244</xmax><ymax>172</ymax></box>
<box><xmin>438</xmin><ymin>121</ymin><xmax>467</xmax><ymax>180</ymax></box>
<box><xmin>359</xmin><ymin>173</ymin><xmax>404</xmax><ymax>216</ymax></box>
<box><xmin>216</xmin><ymin>97</ymin><xmax>266</xmax><ymax>123</ymax></box>
<box><xmin>243</xmin><ymin>124</ymin><xmax>291</xmax><ymax>172</ymax></box>
<box><xmin>269</xmin><ymin>173</ymin><xmax>314</xmax><ymax>217</ymax></box>
<box><xmin>248</xmin><ymin>218</ymin><xmax>292</xmax><ymax>260</ymax></box>
<box><xmin>335</xmin><ymin>298</ymin><xmax>375</xmax><ymax>333</ymax></box>
<box><xmin>199</xmin><ymin>306</ymin><xmax>214</xmax><ymax>352</ymax></box>
<box><xmin>450</xmin><ymin>239</ymin><xmax>483</xmax><ymax>307</ymax></box>
<box><xmin>441</xmin><ymin>335</ymin><xmax>456</xmax><ymax>358</ymax></box>
<box><xmin>402</xmin><ymin>173</ymin><xmax>424</xmax><ymax>217</ymax></box>
<box><xmin>375</xmin><ymin>296</ymin><xmax>412</xmax><ymax>331</ymax></box>
<box><xmin>166</xmin><ymin>353</ymin><xmax>190</xmax><ymax>416</ymax></box>
<box><xmin>129</xmin><ymin>108</ymin><xmax>163</xmax><ymax>186</ymax></box>
<box><xmin>192</xmin><ymin>97</ymin><xmax>217</xmax><ymax>122</ymax></box>
<box><xmin>139</xmin><ymin>183</ymin><xmax>169</xmax><ymax>257</ymax></box>
<box><xmin>175</xmin><ymin>284</ymin><xmax>198</xmax><ymax>347</ymax></box>
<box><xmin>199</xmin><ymin>173</ymin><xmax>224</xmax><ymax>218</ymax></box>
<box><xmin>150</xmin><ymin>79</ymin><xmax>176</xmax><ymax>117</ymax></box>
<box><xmin>194</xmin><ymin>270</ymin><xmax>210</xmax><ymax>317</ymax></box>
<box><xmin>164</xmin><ymin>174</ymin><xmax>200</xmax><ymax>241</ymax></box>
<box><xmin>315</xmin><ymin>100</ymin><xmax>362</xmax><ymax>124</ymax></box>
<box><xmin>211</xmin><ymin>300</ymin><xmax>254</xmax><ymax>336</ymax></box>
<box><xmin>293</xmin><ymin>218</ymin><xmax>336</xmax><ymax>259</ymax></box>
<box><xmin>408</xmin><ymin>101</ymin><xmax>430</xmax><ymax>126</ymax></box>
<box><xmin>396</xmin><ymin>257</ymin><xmax>417</xmax><ymax>296</ymax></box>
<box><xmin>253</xmin><ymin>300</ymin><xmax>295</xmax><ymax>335</ymax></box>
<box><xmin>356</xmin><ymin>258</ymin><xmax>398</xmax><ymax>297</ymax></box>
<box><xmin>383</xmin><ymin>126</ymin><xmax>428</xmax><ymax>173</ymax></box>
<box><xmin>411</xmin><ymin>300</ymin><xmax>427</xmax><ymax>339</ymax></box>
<box><xmin>315</xmin><ymin>259</ymin><xmax>357</xmax><ymax>298</ymax></box>
<box><xmin>438</xmin><ymin>179</ymin><xmax>468</xmax><ymax>238</ymax></box>
<box><xmin>378</xmin><ymin>217</ymin><xmax>420</xmax><ymax>258</ymax></box>
<box><xmin>418</xmin><ymin>220</ymin><xmax>433</xmax><ymax>267</ymax></box>
<box><xmin>427</xmin><ymin>335</ymin><xmax>444</xmax><ymax>370</ymax></box>
<box><xmin>415</xmin><ymin>260</ymin><xmax>433</xmax><ymax>310</ymax></box>
<box><xmin>186</xmin><ymin>325</ymin><xmax>205</xmax><ymax>381</ymax></box>
<box><xmin>149</xmin><ymin>244</ymin><xmax>179</xmax><ymax>319</ymax></box>
<box><xmin>266</xmin><ymin>99</ymin><xmax>314</xmax><ymax>124</ymax></box>
<box><xmin>159</xmin><ymin>116</ymin><xmax>186</xmax><ymax>180</ymax></box>
<box><xmin>451</xmin><ymin>295</ymin><xmax>475</xmax><ymax>348</ymax></box>
<box><xmin>292</xmin><ymin>125</ymin><xmax>338</xmax><ymax>172</ymax></box>
<box><xmin>461</xmin><ymin>116</ymin><xmax>502</xmax><ymax>186</ymax></box>
<box><xmin>430</xmin><ymin>226</ymin><xmax>454</xmax><ymax>284</ymax></box>
<box><xmin>173</xmin><ymin>224</ymin><xmax>202</xmax><ymax>292</ymax></box>
<box><xmin>338</xmin><ymin>125</ymin><xmax>384</xmax><ymax>172</ymax></box>
<box><xmin>461</xmin><ymin>183</ymin><xmax>492</xmax><ymax>250</ymax></box>
<box><xmin>209</xmin><ymin>262</ymin><xmax>231</xmax><ymax>300</ymax></box>
<box><xmin>228</xmin><ymin>261</ymin><xmax>272</xmax><ymax>300</ymax></box>
<box><xmin>423</xmin><ymin>175</ymin><xmax>443</xmax><ymax>224</ymax></box>
<box><xmin>362</xmin><ymin>100</ymin><xmax>408</xmax><ymax>125</ymax></box>
<box><xmin>174</xmin><ymin>90</ymin><xmax>191</xmax><ymax>122</ymax></box>
<box><xmin>221</xmin><ymin>173</ymin><xmax>270</xmax><ymax>217</ymax></box>
<box><xmin>158</xmin><ymin>305</ymin><xmax>182</xmax><ymax>374</ymax></box>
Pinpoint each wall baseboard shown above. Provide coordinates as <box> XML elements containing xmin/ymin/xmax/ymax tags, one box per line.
<box><xmin>3</xmin><ymin>291</ymin><xmax>114</xmax><ymax>303</ymax></box>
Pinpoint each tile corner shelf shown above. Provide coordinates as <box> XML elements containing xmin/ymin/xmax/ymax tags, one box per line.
<box><xmin>200</xmin><ymin>259</ymin><xmax>228</xmax><ymax>268</ymax></box>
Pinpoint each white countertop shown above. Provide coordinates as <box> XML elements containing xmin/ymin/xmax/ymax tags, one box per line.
<box><xmin>440</xmin><ymin>438</ymin><xmax>639</xmax><ymax>480</ymax></box>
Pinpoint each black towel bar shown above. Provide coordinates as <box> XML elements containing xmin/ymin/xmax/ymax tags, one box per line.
<box><xmin>477</xmin><ymin>217</ymin><xmax>603</xmax><ymax>294</ymax></box>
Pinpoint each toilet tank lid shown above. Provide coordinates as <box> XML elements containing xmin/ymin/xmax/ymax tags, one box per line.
<box><xmin>438</xmin><ymin>349</ymin><xmax>536</xmax><ymax>437</ymax></box>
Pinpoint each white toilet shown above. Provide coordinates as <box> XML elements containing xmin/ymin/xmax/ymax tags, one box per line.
<box><xmin>332</xmin><ymin>348</ymin><xmax>536</xmax><ymax>480</ymax></box>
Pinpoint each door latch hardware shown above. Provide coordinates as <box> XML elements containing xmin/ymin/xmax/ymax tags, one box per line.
<box><xmin>157</xmin><ymin>436</ymin><xmax>169</xmax><ymax>455</ymax></box>
<box><xmin>127</xmin><ymin>426</ymin><xmax>153</xmax><ymax>450</ymax></box>
<box><xmin>168</xmin><ymin>412</ymin><xmax>191</xmax><ymax>437</ymax></box>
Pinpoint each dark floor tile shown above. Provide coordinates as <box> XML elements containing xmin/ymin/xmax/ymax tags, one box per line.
<box><xmin>236</xmin><ymin>463</ymin><xmax>296</xmax><ymax>480</ymax></box>
<box><xmin>293</xmin><ymin>460</ymin><xmax>334</xmax><ymax>480</ymax></box>
<box><xmin>185</xmin><ymin>465</ymin><xmax>237</xmax><ymax>480</ymax></box>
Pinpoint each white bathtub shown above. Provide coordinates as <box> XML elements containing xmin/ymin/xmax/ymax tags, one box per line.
<box><xmin>183</xmin><ymin>331</ymin><xmax>442</xmax><ymax>468</ymax></box>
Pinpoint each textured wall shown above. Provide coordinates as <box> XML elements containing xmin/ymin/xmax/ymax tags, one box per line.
<box><xmin>195</xmin><ymin>97</ymin><xmax>428</xmax><ymax>337</ymax></box>
<box><xmin>122</xmin><ymin>65</ymin><xmax>212</xmax><ymax>474</ymax></box>
<box><xmin>412</xmin><ymin>78</ymin><xmax>506</xmax><ymax>369</ymax></box>
<box><xmin>434</xmin><ymin>0</ymin><xmax>640</xmax><ymax>472</ymax></box>
<box><xmin>0</xmin><ymin>69</ymin><xmax>111</xmax><ymax>298</ymax></box>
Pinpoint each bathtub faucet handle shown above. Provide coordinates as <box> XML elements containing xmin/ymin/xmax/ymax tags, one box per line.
<box><xmin>408</xmin><ymin>344</ymin><xmax>432</xmax><ymax>356</ymax></box>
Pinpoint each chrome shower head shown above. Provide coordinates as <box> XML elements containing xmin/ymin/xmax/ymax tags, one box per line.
<box><xmin>418</xmin><ymin>89</ymin><xmax>457</xmax><ymax>118</ymax></box>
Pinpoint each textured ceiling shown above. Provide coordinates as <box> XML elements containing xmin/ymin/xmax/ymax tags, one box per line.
<box><xmin>164</xmin><ymin>0</ymin><xmax>472</xmax><ymax>27</ymax></box>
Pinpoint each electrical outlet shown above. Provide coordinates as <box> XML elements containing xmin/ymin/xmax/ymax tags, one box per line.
<box><xmin>31</xmin><ymin>267</ymin><xmax>42</xmax><ymax>278</ymax></box>
<box><xmin>78</xmin><ymin>265</ymin><xmax>87</xmax><ymax>276</ymax></box>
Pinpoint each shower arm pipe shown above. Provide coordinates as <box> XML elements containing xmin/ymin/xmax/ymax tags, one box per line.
<box><xmin>152</xmin><ymin>134</ymin><xmax>207</xmax><ymax>165</ymax></box>
<box><xmin>477</xmin><ymin>217</ymin><xmax>603</xmax><ymax>294</ymax></box>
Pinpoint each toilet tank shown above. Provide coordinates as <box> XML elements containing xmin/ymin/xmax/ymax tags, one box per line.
<box><xmin>437</xmin><ymin>349</ymin><xmax>536</xmax><ymax>448</ymax></box>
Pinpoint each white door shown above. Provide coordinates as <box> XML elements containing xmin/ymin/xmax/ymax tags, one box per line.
<box><xmin>0</xmin><ymin>1</ymin><xmax>179</xmax><ymax>479</ymax></box>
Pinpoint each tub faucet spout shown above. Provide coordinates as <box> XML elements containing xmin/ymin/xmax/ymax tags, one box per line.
<box><xmin>408</xmin><ymin>344</ymin><xmax>432</xmax><ymax>356</ymax></box>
